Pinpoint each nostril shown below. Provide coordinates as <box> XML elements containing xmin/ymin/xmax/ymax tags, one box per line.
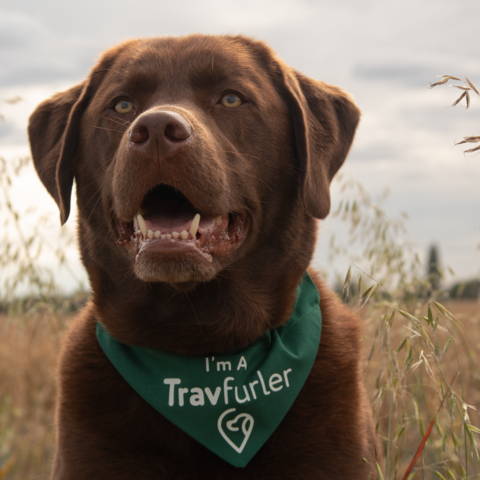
<box><xmin>164</xmin><ymin>121</ymin><xmax>192</xmax><ymax>142</ymax></box>
<box><xmin>130</xmin><ymin>124</ymin><xmax>149</xmax><ymax>144</ymax></box>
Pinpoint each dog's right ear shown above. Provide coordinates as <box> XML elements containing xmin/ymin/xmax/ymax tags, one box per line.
<box><xmin>234</xmin><ymin>35</ymin><xmax>359</xmax><ymax>219</ymax></box>
<box><xmin>28</xmin><ymin>82</ymin><xmax>90</xmax><ymax>224</ymax></box>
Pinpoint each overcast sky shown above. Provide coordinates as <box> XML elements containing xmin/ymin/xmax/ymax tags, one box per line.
<box><xmin>1</xmin><ymin>0</ymin><xmax>479</xmax><ymax>289</ymax></box>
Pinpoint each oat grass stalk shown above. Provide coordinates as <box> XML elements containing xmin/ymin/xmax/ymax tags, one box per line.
<box><xmin>430</xmin><ymin>75</ymin><xmax>480</xmax><ymax>154</ymax></box>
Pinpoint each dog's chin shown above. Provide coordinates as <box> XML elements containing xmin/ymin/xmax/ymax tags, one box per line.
<box><xmin>133</xmin><ymin>249</ymin><xmax>219</xmax><ymax>284</ymax></box>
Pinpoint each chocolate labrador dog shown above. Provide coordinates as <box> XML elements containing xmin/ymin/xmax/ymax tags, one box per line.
<box><xmin>29</xmin><ymin>35</ymin><xmax>379</xmax><ymax>479</ymax></box>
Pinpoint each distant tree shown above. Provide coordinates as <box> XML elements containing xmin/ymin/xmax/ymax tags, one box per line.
<box><xmin>426</xmin><ymin>243</ymin><xmax>442</xmax><ymax>292</ymax></box>
<box><xmin>449</xmin><ymin>278</ymin><xmax>480</xmax><ymax>300</ymax></box>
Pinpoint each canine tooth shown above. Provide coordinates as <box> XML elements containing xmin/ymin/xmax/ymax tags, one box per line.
<box><xmin>180</xmin><ymin>230</ymin><xmax>189</xmax><ymax>240</ymax></box>
<box><xmin>136</xmin><ymin>214</ymin><xmax>147</xmax><ymax>235</ymax></box>
<box><xmin>190</xmin><ymin>213</ymin><xmax>200</xmax><ymax>237</ymax></box>
<box><xmin>154</xmin><ymin>231</ymin><xmax>161</xmax><ymax>239</ymax></box>
<box><xmin>165</xmin><ymin>233</ymin><xmax>172</xmax><ymax>240</ymax></box>
<box><xmin>172</xmin><ymin>231</ymin><xmax>180</xmax><ymax>239</ymax></box>
<box><xmin>147</xmin><ymin>230</ymin><xmax>154</xmax><ymax>239</ymax></box>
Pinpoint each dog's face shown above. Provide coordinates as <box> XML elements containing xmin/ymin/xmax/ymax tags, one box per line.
<box><xmin>28</xmin><ymin>35</ymin><xmax>359</xmax><ymax>289</ymax></box>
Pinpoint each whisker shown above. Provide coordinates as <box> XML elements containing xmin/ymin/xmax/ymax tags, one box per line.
<box><xmin>105</xmin><ymin>116</ymin><xmax>131</xmax><ymax>127</ymax></box>
<box><xmin>84</xmin><ymin>191</ymin><xmax>104</xmax><ymax>223</ymax></box>
<box><xmin>221</xmin><ymin>149</ymin><xmax>261</xmax><ymax>161</ymax></box>
<box><xmin>93</xmin><ymin>126</ymin><xmax>124</xmax><ymax>134</ymax></box>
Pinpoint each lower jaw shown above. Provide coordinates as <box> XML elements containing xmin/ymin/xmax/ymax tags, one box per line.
<box><xmin>137</xmin><ymin>237</ymin><xmax>213</xmax><ymax>263</ymax></box>
<box><xmin>130</xmin><ymin>238</ymin><xmax>232</xmax><ymax>284</ymax></box>
<box><xmin>117</xmin><ymin>213</ymin><xmax>248</xmax><ymax>284</ymax></box>
<box><xmin>134</xmin><ymin>253</ymin><xmax>218</xmax><ymax>283</ymax></box>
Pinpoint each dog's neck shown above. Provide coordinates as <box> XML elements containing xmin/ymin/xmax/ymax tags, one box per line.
<box><xmin>88</xmin><ymin>264</ymin><xmax>303</xmax><ymax>355</ymax></box>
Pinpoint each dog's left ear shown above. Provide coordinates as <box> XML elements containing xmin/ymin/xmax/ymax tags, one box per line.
<box><xmin>278</xmin><ymin>68</ymin><xmax>360</xmax><ymax>219</ymax></box>
<box><xmin>28</xmin><ymin>82</ymin><xmax>91</xmax><ymax>225</ymax></box>
<box><xmin>28</xmin><ymin>47</ymin><xmax>117</xmax><ymax>225</ymax></box>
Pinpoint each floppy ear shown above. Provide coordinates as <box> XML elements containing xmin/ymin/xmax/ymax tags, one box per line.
<box><xmin>278</xmin><ymin>68</ymin><xmax>360</xmax><ymax>219</ymax></box>
<box><xmin>28</xmin><ymin>81</ymin><xmax>90</xmax><ymax>224</ymax></box>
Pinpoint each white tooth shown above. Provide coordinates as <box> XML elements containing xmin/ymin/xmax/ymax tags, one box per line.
<box><xmin>160</xmin><ymin>234</ymin><xmax>167</xmax><ymax>239</ymax></box>
<box><xmin>165</xmin><ymin>233</ymin><xmax>172</xmax><ymax>240</ymax></box>
<box><xmin>190</xmin><ymin>213</ymin><xmax>200</xmax><ymax>237</ymax></box>
<box><xmin>136</xmin><ymin>214</ymin><xmax>147</xmax><ymax>236</ymax></box>
<box><xmin>147</xmin><ymin>229</ymin><xmax>154</xmax><ymax>239</ymax></box>
<box><xmin>180</xmin><ymin>230</ymin><xmax>189</xmax><ymax>240</ymax></box>
<box><xmin>154</xmin><ymin>231</ymin><xmax>161</xmax><ymax>239</ymax></box>
<box><xmin>172</xmin><ymin>231</ymin><xmax>180</xmax><ymax>239</ymax></box>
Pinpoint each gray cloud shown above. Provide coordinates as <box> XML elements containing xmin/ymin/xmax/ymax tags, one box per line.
<box><xmin>0</xmin><ymin>61</ymin><xmax>79</xmax><ymax>87</ymax></box>
<box><xmin>0</xmin><ymin>120</ymin><xmax>21</xmax><ymax>143</ymax></box>
<box><xmin>0</xmin><ymin>11</ymin><xmax>82</xmax><ymax>86</ymax></box>
<box><xmin>0</xmin><ymin>11</ymin><xmax>49</xmax><ymax>48</ymax></box>
<box><xmin>351</xmin><ymin>142</ymin><xmax>401</xmax><ymax>164</ymax></box>
<box><xmin>1</xmin><ymin>1</ymin><xmax>314</xmax><ymax>87</ymax></box>
<box><xmin>353</xmin><ymin>64</ymin><xmax>441</xmax><ymax>87</ymax></box>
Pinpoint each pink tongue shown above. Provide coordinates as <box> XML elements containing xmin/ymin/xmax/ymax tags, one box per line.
<box><xmin>140</xmin><ymin>191</ymin><xmax>226</xmax><ymax>235</ymax></box>
<box><xmin>143</xmin><ymin>212</ymin><xmax>193</xmax><ymax>233</ymax></box>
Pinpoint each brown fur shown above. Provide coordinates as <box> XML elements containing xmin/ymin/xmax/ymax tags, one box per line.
<box><xmin>28</xmin><ymin>35</ymin><xmax>380</xmax><ymax>479</ymax></box>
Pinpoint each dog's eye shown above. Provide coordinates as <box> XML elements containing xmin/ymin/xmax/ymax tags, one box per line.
<box><xmin>114</xmin><ymin>99</ymin><xmax>134</xmax><ymax>114</ymax></box>
<box><xmin>220</xmin><ymin>92</ymin><xmax>244</xmax><ymax>108</ymax></box>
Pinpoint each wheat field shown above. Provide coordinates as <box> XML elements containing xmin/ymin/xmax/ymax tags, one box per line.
<box><xmin>0</xmin><ymin>300</ymin><xmax>479</xmax><ymax>479</ymax></box>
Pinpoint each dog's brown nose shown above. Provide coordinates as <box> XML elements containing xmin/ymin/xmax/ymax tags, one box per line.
<box><xmin>129</xmin><ymin>110</ymin><xmax>192</xmax><ymax>155</ymax></box>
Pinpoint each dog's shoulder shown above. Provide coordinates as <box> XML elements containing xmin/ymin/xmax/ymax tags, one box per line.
<box><xmin>57</xmin><ymin>304</ymin><xmax>119</xmax><ymax>411</ymax></box>
<box><xmin>309</xmin><ymin>271</ymin><xmax>364</xmax><ymax>364</ymax></box>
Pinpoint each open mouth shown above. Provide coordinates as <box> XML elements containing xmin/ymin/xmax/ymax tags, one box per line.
<box><xmin>117</xmin><ymin>184</ymin><xmax>247</xmax><ymax>263</ymax></box>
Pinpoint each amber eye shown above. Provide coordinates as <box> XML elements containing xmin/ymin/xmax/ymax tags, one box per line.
<box><xmin>220</xmin><ymin>92</ymin><xmax>243</xmax><ymax>108</ymax></box>
<box><xmin>114</xmin><ymin>99</ymin><xmax>134</xmax><ymax>114</ymax></box>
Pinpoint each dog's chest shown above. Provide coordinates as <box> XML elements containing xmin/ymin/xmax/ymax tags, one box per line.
<box><xmin>57</xmin><ymin>313</ymin><xmax>373</xmax><ymax>479</ymax></box>
<box><xmin>81</xmin><ymin>354</ymin><xmax>330</xmax><ymax>478</ymax></box>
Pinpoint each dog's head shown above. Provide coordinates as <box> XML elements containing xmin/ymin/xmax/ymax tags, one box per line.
<box><xmin>28</xmin><ymin>35</ymin><xmax>358</xmax><ymax>309</ymax></box>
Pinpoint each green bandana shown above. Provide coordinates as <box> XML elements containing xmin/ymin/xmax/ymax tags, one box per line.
<box><xmin>96</xmin><ymin>274</ymin><xmax>321</xmax><ymax>467</ymax></box>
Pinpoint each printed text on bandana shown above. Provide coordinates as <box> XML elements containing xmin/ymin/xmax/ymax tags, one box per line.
<box><xmin>164</xmin><ymin>356</ymin><xmax>293</xmax><ymax>407</ymax></box>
